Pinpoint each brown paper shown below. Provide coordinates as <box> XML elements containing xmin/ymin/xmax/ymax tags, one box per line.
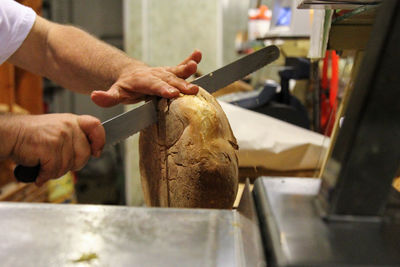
<box><xmin>220</xmin><ymin>101</ymin><xmax>329</xmax><ymax>171</ymax></box>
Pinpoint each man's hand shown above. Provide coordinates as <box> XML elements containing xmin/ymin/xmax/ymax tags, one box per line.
<box><xmin>9</xmin><ymin>114</ymin><xmax>105</xmax><ymax>186</ymax></box>
<box><xmin>90</xmin><ymin>50</ymin><xmax>202</xmax><ymax>107</ymax></box>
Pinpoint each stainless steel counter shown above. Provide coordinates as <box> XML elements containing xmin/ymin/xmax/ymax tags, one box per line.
<box><xmin>253</xmin><ymin>177</ymin><xmax>400</xmax><ymax>266</ymax></box>
<box><xmin>0</xmin><ymin>203</ymin><xmax>248</xmax><ymax>267</ymax></box>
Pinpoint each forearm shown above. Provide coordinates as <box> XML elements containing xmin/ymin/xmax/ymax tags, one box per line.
<box><xmin>9</xmin><ymin>16</ymin><xmax>201</xmax><ymax>107</ymax></box>
<box><xmin>44</xmin><ymin>23</ymin><xmax>145</xmax><ymax>94</ymax></box>
<box><xmin>9</xmin><ymin>16</ymin><xmax>145</xmax><ymax>94</ymax></box>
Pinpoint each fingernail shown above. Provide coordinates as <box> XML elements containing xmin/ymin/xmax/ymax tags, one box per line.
<box><xmin>168</xmin><ymin>88</ymin><xmax>179</xmax><ymax>94</ymax></box>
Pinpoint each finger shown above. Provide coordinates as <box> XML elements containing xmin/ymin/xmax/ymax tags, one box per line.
<box><xmin>167</xmin><ymin>60</ymin><xmax>198</xmax><ymax>79</ymax></box>
<box><xmin>161</xmin><ymin>73</ymin><xmax>199</xmax><ymax>95</ymax></box>
<box><xmin>36</xmin><ymin>154</ymin><xmax>60</xmax><ymax>186</ymax></box>
<box><xmin>147</xmin><ymin>79</ymin><xmax>181</xmax><ymax>99</ymax></box>
<box><xmin>72</xmin><ymin>125</ymin><xmax>91</xmax><ymax>171</ymax></box>
<box><xmin>179</xmin><ymin>50</ymin><xmax>202</xmax><ymax>65</ymax></box>
<box><xmin>58</xmin><ymin>130</ymin><xmax>74</xmax><ymax>178</ymax></box>
<box><xmin>77</xmin><ymin>115</ymin><xmax>105</xmax><ymax>157</ymax></box>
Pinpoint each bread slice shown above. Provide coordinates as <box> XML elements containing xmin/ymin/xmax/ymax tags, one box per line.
<box><xmin>139</xmin><ymin>88</ymin><xmax>238</xmax><ymax>209</ymax></box>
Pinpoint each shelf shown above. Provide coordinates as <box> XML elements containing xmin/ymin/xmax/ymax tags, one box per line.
<box><xmin>297</xmin><ymin>0</ymin><xmax>381</xmax><ymax>10</ymax></box>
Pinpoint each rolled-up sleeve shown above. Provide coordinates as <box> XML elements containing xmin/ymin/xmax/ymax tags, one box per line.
<box><xmin>0</xmin><ymin>0</ymin><xmax>36</xmax><ymax>64</ymax></box>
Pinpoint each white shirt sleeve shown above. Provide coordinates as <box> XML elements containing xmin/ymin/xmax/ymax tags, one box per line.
<box><xmin>0</xmin><ymin>0</ymin><xmax>36</xmax><ymax>64</ymax></box>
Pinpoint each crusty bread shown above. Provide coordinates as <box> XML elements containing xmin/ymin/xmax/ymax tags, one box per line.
<box><xmin>139</xmin><ymin>88</ymin><xmax>238</xmax><ymax>209</ymax></box>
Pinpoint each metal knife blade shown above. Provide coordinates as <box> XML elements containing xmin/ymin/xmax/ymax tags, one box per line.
<box><xmin>103</xmin><ymin>100</ymin><xmax>157</xmax><ymax>146</ymax></box>
<box><xmin>103</xmin><ymin>45</ymin><xmax>280</xmax><ymax>146</ymax></box>
<box><xmin>14</xmin><ymin>45</ymin><xmax>280</xmax><ymax>183</ymax></box>
<box><xmin>191</xmin><ymin>45</ymin><xmax>280</xmax><ymax>93</ymax></box>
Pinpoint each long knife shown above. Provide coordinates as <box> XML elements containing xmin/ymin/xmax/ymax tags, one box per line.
<box><xmin>14</xmin><ymin>45</ymin><xmax>280</xmax><ymax>182</ymax></box>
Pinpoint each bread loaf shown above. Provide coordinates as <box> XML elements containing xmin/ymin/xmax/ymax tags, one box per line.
<box><xmin>139</xmin><ymin>88</ymin><xmax>238</xmax><ymax>209</ymax></box>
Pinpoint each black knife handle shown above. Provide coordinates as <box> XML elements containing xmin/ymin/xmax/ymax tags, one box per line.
<box><xmin>14</xmin><ymin>164</ymin><xmax>40</xmax><ymax>183</ymax></box>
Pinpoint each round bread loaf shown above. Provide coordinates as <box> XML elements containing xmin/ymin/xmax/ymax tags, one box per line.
<box><xmin>139</xmin><ymin>88</ymin><xmax>238</xmax><ymax>209</ymax></box>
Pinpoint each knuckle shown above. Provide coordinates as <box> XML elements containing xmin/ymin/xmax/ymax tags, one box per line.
<box><xmin>63</xmin><ymin>118</ymin><xmax>74</xmax><ymax>128</ymax></box>
<box><xmin>59</xmin><ymin>128</ymin><xmax>69</xmax><ymax>139</ymax></box>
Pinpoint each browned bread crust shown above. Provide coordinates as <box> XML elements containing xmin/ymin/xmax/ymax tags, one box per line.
<box><xmin>139</xmin><ymin>88</ymin><xmax>238</xmax><ymax>209</ymax></box>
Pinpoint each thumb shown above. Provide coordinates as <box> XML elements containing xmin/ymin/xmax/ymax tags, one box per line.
<box><xmin>77</xmin><ymin>115</ymin><xmax>105</xmax><ymax>157</ymax></box>
<box><xmin>91</xmin><ymin>85</ymin><xmax>121</xmax><ymax>107</ymax></box>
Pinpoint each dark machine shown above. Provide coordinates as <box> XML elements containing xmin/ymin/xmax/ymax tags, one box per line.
<box><xmin>220</xmin><ymin>57</ymin><xmax>311</xmax><ymax>129</ymax></box>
